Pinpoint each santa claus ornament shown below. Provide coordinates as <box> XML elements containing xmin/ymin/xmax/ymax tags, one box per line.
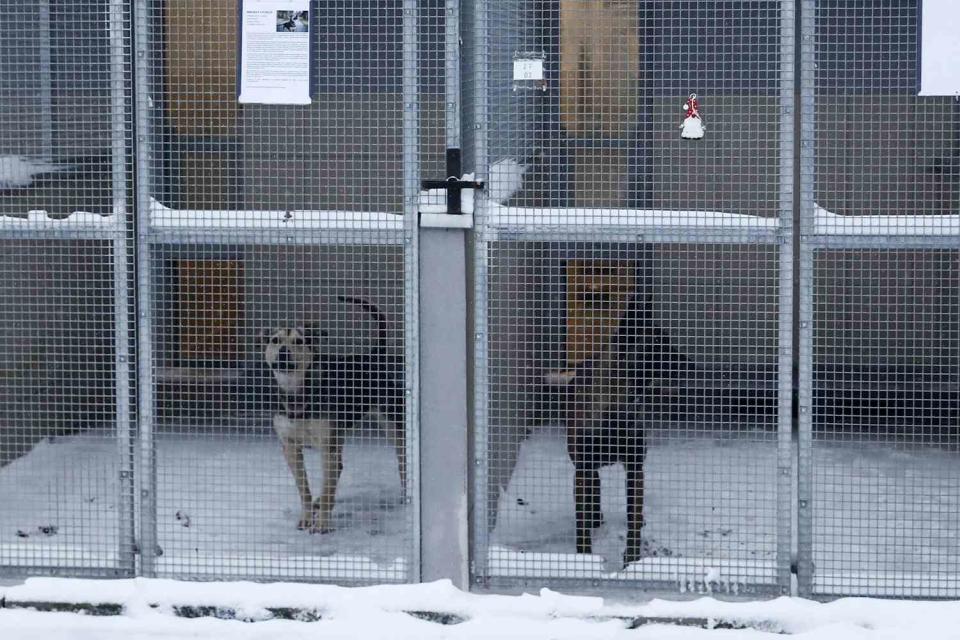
<box><xmin>680</xmin><ymin>92</ymin><xmax>705</xmax><ymax>140</ymax></box>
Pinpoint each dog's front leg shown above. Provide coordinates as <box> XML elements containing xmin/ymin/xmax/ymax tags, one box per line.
<box><xmin>569</xmin><ymin>421</ymin><xmax>603</xmax><ymax>554</ymax></box>
<box><xmin>313</xmin><ymin>431</ymin><xmax>343</xmax><ymax>534</ymax></box>
<box><xmin>623</xmin><ymin>451</ymin><xmax>646</xmax><ymax>566</ymax></box>
<box><xmin>574</xmin><ymin>466</ymin><xmax>601</xmax><ymax>555</ymax></box>
<box><xmin>280</xmin><ymin>438</ymin><xmax>315</xmax><ymax>531</ymax></box>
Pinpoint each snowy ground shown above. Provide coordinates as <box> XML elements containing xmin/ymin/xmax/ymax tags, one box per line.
<box><xmin>489</xmin><ymin>430</ymin><xmax>780</xmax><ymax>591</ymax></box>
<box><xmin>2</xmin><ymin>431</ymin><xmax>960</xmax><ymax>596</ymax></box>
<box><xmin>0</xmin><ymin>433</ymin><xmax>412</xmax><ymax>581</ymax></box>
<box><xmin>2</xmin><ymin>577</ymin><xmax>960</xmax><ymax>639</ymax></box>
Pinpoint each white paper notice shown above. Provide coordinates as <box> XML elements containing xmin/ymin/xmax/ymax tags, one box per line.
<box><xmin>513</xmin><ymin>58</ymin><xmax>544</xmax><ymax>82</ymax></box>
<box><xmin>919</xmin><ymin>0</ymin><xmax>960</xmax><ymax>96</ymax></box>
<box><xmin>238</xmin><ymin>0</ymin><xmax>311</xmax><ymax>104</ymax></box>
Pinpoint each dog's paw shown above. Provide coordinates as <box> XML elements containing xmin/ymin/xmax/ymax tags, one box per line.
<box><xmin>297</xmin><ymin>515</ymin><xmax>333</xmax><ymax>534</ymax></box>
<box><xmin>623</xmin><ymin>538</ymin><xmax>676</xmax><ymax>566</ymax></box>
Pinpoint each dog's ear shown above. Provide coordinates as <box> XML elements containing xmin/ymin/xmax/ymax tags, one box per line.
<box><xmin>302</xmin><ymin>323</ymin><xmax>328</xmax><ymax>345</ymax></box>
<box><xmin>543</xmin><ymin>369</ymin><xmax>577</xmax><ymax>387</ymax></box>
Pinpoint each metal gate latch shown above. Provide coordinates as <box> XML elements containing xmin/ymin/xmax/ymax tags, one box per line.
<box><xmin>421</xmin><ymin>148</ymin><xmax>484</xmax><ymax>215</ymax></box>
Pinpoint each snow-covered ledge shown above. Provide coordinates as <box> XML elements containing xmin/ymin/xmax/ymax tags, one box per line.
<box><xmin>484</xmin><ymin>205</ymin><xmax>780</xmax><ymax>229</ymax></box>
<box><xmin>149</xmin><ymin>198</ymin><xmax>405</xmax><ymax>231</ymax></box>
<box><xmin>814</xmin><ymin>204</ymin><xmax>960</xmax><ymax>235</ymax></box>
<box><xmin>482</xmin><ymin>204</ymin><xmax>960</xmax><ymax>235</ymax></box>
<box><xmin>0</xmin><ymin>210</ymin><xmax>117</xmax><ymax>229</ymax></box>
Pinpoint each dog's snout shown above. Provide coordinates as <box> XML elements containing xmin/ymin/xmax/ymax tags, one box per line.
<box><xmin>272</xmin><ymin>345</ymin><xmax>296</xmax><ymax>370</ymax></box>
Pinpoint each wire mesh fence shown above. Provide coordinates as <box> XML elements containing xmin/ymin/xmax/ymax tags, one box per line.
<box><xmin>141</xmin><ymin>243</ymin><xmax>410</xmax><ymax>581</ymax></box>
<box><xmin>807</xmin><ymin>1</ymin><xmax>960</xmax><ymax>236</ymax></box>
<box><xmin>802</xmin><ymin>248</ymin><xmax>960</xmax><ymax>598</ymax></box>
<box><xmin>0</xmin><ymin>240</ymin><xmax>131</xmax><ymax>576</ymax></box>
<box><xmin>1</xmin><ymin>0</ymin><xmax>960</xmax><ymax>598</ymax></box>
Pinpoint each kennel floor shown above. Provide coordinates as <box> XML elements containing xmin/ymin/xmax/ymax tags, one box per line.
<box><xmin>2</xmin><ymin>430</ymin><xmax>959</xmax><ymax>594</ymax></box>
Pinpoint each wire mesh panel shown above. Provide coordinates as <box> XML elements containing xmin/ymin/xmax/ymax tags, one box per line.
<box><xmin>0</xmin><ymin>242</ymin><xmax>131</xmax><ymax>576</ymax></box>
<box><xmin>136</xmin><ymin>0</ymin><xmax>419</xmax><ymax>582</ymax></box>
<box><xmin>477</xmin><ymin>242</ymin><xmax>784</xmax><ymax>593</ymax></box>
<box><xmin>469</xmin><ymin>0</ymin><xmax>794</xmax><ymax>593</ymax></box>
<box><xmin>0</xmin><ymin>1</ymin><xmax>126</xmax><ymax>218</ymax></box>
<box><xmin>798</xmin><ymin>0</ymin><xmax>960</xmax><ymax>599</ymax></box>
<box><xmin>0</xmin><ymin>0</ymin><xmax>134</xmax><ymax>577</ymax></box>
<box><xmin>475</xmin><ymin>0</ymin><xmax>790</xmax><ymax>225</ymax></box>
<box><xmin>143</xmin><ymin>242</ymin><xmax>410</xmax><ymax>581</ymax></box>
<box><xmin>803</xmin><ymin>249</ymin><xmax>960</xmax><ymax>598</ymax></box>
<box><xmin>809</xmin><ymin>2</ymin><xmax>960</xmax><ymax>237</ymax></box>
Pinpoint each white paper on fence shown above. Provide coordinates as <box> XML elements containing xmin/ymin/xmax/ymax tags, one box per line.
<box><xmin>238</xmin><ymin>0</ymin><xmax>311</xmax><ymax>105</ymax></box>
<box><xmin>513</xmin><ymin>58</ymin><xmax>544</xmax><ymax>82</ymax></box>
<box><xmin>919</xmin><ymin>0</ymin><xmax>960</xmax><ymax>96</ymax></box>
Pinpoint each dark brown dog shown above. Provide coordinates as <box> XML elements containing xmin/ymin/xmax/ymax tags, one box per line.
<box><xmin>536</xmin><ymin>292</ymin><xmax>688</xmax><ymax>566</ymax></box>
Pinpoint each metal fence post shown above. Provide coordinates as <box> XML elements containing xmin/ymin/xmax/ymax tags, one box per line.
<box><xmin>466</xmin><ymin>0</ymin><xmax>491</xmax><ymax>587</ymax></box>
<box><xmin>109</xmin><ymin>0</ymin><xmax>136</xmax><ymax>576</ymax></box>
<box><xmin>795</xmin><ymin>0</ymin><xmax>816</xmax><ymax>598</ymax></box>
<box><xmin>404</xmin><ymin>0</ymin><xmax>424</xmax><ymax>584</ymax></box>
<box><xmin>133</xmin><ymin>0</ymin><xmax>157</xmax><ymax>578</ymax></box>
<box><xmin>777</xmin><ymin>0</ymin><xmax>797</xmax><ymax>597</ymax></box>
<box><xmin>416</xmin><ymin>0</ymin><xmax>473</xmax><ymax>588</ymax></box>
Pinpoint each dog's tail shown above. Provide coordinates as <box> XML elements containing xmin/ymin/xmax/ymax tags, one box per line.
<box><xmin>338</xmin><ymin>295</ymin><xmax>388</xmax><ymax>357</ymax></box>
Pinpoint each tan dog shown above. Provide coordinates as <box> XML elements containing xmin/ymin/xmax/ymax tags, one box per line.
<box><xmin>264</xmin><ymin>297</ymin><xmax>406</xmax><ymax>533</ymax></box>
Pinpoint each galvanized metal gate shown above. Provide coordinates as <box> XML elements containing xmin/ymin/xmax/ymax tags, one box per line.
<box><xmin>797</xmin><ymin>1</ymin><xmax>960</xmax><ymax>599</ymax></box>
<box><xmin>0</xmin><ymin>0</ymin><xmax>135</xmax><ymax>578</ymax></box>
<box><xmin>468</xmin><ymin>0</ymin><xmax>796</xmax><ymax>596</ymax></box>
<box><xmin>132</xmin><ymin>0</ymin><xmax>422</xmax><ymax>582</ymax></box>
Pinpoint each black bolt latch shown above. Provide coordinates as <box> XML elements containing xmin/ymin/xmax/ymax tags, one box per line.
<box><xmin>421</xmin><ymin>148</ymin><xmax>484</xmax><ymax>215</ymax></box>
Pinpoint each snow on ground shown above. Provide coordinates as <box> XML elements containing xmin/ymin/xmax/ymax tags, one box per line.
<box><xmin>3</xmin><ymin>577</ymin><xmax>960</xmax><ymax>639</ymax></box>
<box><xmin>0</xmin><ymin>433</ymin><xmax>411</xmax><ymax>581</ymax></box>
<box><xmin>489</xmin><ymin>431</ymin><xmax>779</xmax><ymax>590</ymax></box>
<box><xmin>2</xmin><ymin>430</ymin><xmax>959</xmax><ymax>596</ymax></box>
<box><xmin>3</xmin><ymin>431</ymin><xmax>960</xmax><ymax>637</ymax></box>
